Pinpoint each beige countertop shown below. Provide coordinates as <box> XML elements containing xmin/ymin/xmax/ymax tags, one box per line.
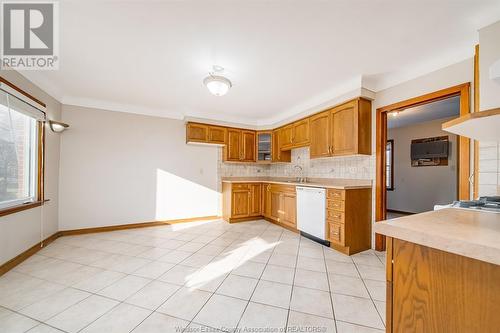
<box><xmin>374</xmin><ymin>208</ymin><xmax>500</xmax><ymax>265</ymax></box>
<box><xmin>221</xmin><ymin>177</ymin><xmax>372</xmax><ymax>189</ymax></box>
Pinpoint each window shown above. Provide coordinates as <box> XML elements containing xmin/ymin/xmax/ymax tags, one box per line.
<box><xmin>386</xmin><ymin>140</ymin><xmax>394</xmax><ymax>191</ymax></box>
<box><xmin>0</xmin><ymin>86</ymin><xmax>44</xmax><ymax>211</ymax></box>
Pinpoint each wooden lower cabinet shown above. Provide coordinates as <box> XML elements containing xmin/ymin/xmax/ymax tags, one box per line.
<box><xmin>224</xmin><ymin>183</ymin><xmax>370</xmax><ymax>255</ymax></box>
<box><xmin>248</xmin><ymin>184</ymin><xmax>262</xmax><ymax>216</ymax></box>
<box><xmin>326</xmin><ymin>188</ymin><xmax>371</xmax><ymax>255</ymax></box>
<box><xmin>224</xmin><ymin>182</ymin><xmax>296</xmax><ymax>228</ymax></box>
<box><xmin>386</xmin><ymin>237</ymin><xmax>500</xmax><ymax>333</ymax></box>
<box><xmin>281</xmin><ymin>192</ymin><xmax>297</xmax><ymax>228</ymax></box>
<box><xmin>223</xmin><ymin>183</ymin><xmax>262</xmax><ymax>222</ymax></box>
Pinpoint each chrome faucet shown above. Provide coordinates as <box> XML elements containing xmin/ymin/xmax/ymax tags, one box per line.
<box><xmin>293</xmin><ymin>165</ymin><xmax>307</xmax><ymax>183</ymax></box>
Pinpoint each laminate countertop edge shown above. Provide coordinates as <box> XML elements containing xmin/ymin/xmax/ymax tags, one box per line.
<box><xmin>221</xmin><ymin>178</ymin><xmax>372</xmax><ymax>190</ymax></box>
<box><xmin>374</xmin><ymin>208</ymin><xmax>500</xmax><ymax>266</ymax></box>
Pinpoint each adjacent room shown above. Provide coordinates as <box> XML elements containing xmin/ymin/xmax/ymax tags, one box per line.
<box><xmin>1</xmin><ymin>1</ymin><xmax>500</xmax><ymax>333</ymax></box>
<box><xmin>385</xmin><ymin>96</ymin><xmax>460</xmax><ymax>219</ymax></box>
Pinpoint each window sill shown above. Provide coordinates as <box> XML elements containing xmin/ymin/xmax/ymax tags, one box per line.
<box><xmin>0</xmin><ymin>200</ymin><xmax>49</xmax><ymax>218</ymax></box>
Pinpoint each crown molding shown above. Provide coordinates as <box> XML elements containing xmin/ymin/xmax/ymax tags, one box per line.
<box><xmin>16</xmin><ymin>54</ymin><xmax>475</xmax><ymax>128</ymax></box>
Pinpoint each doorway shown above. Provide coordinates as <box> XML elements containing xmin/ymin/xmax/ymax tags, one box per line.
<box><xmin>375</xmin><ymin>83</ymin><xmax>471</xmax><ymax>251</ymax></box>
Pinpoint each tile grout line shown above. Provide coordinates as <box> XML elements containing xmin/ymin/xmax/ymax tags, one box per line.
<box><xmin>2</xmin><ymin>220</ymin><xmax>386</xmax><ymax>333</ymax></box>
<box><xmin>9</xmin><ymin>222</ymin><xmax>250</xmax><ymax>333</ymax></box>
<box><xmin>231</xmin><ymin>225</ymin><xmax>285</xmax><ymax>332</ymax></box>
<box><xmin>352</xmin><ymin>258</ymin><xmax>386</xmax><ymax>330</ymax></box>
<box><xmin>185</xmin><ymin>222</ymin><xmax>280</xmax><ymax>332</ymax></box>
<box><xmin>323</xmin><ymin>244</ymin><xmax>340</xmax><ymax>333</ymax></box>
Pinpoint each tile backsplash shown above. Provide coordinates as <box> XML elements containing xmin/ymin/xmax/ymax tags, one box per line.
<box><xmin>218</xmin><ymin>147</ymin><xmax>375</xmax><ymax>182</ymax></box>
<box><xmin>478</xmin><ymin>141</ymin><xmax>500</xmax><ymax>197</ymax></box>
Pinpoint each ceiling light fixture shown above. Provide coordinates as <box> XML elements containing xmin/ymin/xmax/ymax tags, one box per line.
<box><xmin>204</xmin><ymin>66</ymin><xmax>232</xmax><ymax>96</ymax></box>
<box><xmin>391</xmin><ymin>111</ymin><xmax>400</xmax><ymax>117</ymax></box>
<box><xmin>48</xmin><ymin>120</ymin><xmax>69</xmax><ymax>133</ymax></box>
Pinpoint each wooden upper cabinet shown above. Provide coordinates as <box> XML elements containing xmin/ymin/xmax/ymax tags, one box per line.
<box><xmin>186</xmin><ymin>122</ymin><xmax>226</xmax><ymax>145</ymax></box>
<box><xmin>292</xmin><ymin>118</ymin><xmax>310</xmax><ymax>147</ymax></box>
<box><xmin>186</xmin><ymin>123</ymin><xmax>208</xmax><ymax>143</ymax></box>
<box><xmin>224</xmin><ymin>129</ymin><xmax>256</xmax><ymax>162</ymax></box>
<box><xmin>332</xmin><ymin>98</ymin><xmax>371</xmax><ymax>156</ymax></box>
<box><xmin>189</xmin><ymin>97</ymin><xmax>370</xmax><ymax>161</ymax></box>
<box><xmin>331</xmin><ymin>101</ymin><xmax>357</xmax><ymax>155</ymax></box>
<box><xmin>208</xmin><ymin>126</ymin><xmax>226</xmax><ymax>144</ymax></box>
<box><xmin>241</xmin><ymin>130</ymin><xmax>256</xmax><ymax>162</ymax></box>
<box><xmin>272</xmin><ymin>129</ymin><xmax>291</xmax><ymax>163</ymax></box>
<box><xmin>226</xmin><ymin>129</ymin><xmax>242</xmax><ymax>161</ymax></box>
<box><xmin>310</xmin><ymin>111</ymin><xmax>331</xmax><ymax>158</ymax></box>
<box><xmin>280</xmin><ymin>125</ymin><xmax>294</xmax><ymax>149</ymax></box>
<box><xmin>310</xmin><ymin>98</ymin><xmax>372</xmax><ymax>159</ymax></box>
<box><xmin>280</xmin><ymin>119</ymin><xmax>310</xmax><ymax>150</ymax></box>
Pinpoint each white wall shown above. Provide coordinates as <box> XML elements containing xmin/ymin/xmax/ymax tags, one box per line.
<box><xmin>0</xmin><ymin>70</ymin><xmax>61</xmax><ymax>266</ymax></box>
<box><xmin>477</xmin><ymin>20</ymin><xmax>500</xmax><ymax>196</ymax></box>
<box><xmin>479</xmin><ymin>20</ymin><xmax>500</xmax><ymax>111</ymax></box>
<box><xmin>58</xmin><ymin>105</ymin><xmax>220</xmax><ymax>230</ymax></box>
<box><xmin>387</xmin><ymin>118</ymin><xmax>458</xmax><ymax>213</ymax></box>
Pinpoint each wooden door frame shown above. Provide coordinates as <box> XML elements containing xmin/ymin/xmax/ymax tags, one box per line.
<box><xmin>375</xmin><ymin>83</ymin><xmax>471</xmax><ymax>251</ymax></box>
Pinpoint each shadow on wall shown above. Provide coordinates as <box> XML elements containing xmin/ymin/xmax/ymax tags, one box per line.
<box><xmin>155</xmin><ymin>169</ymin><xmax>221</xmax><ymax>220</ymax></box>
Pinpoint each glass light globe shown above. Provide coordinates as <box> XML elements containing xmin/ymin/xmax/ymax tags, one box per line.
<box><xmin>204</xmin><ymin>75</ymin><xmax>232</xmax><ymax>96</ymax></box>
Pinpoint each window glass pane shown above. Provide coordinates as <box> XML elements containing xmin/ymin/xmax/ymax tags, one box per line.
<box><xmin>0</xmin><ymin>94</ymin><xmax>37</xmax><ymax>207</ymax></box>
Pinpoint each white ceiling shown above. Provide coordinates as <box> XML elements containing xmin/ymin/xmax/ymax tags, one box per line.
<box><xmin>20</xmin><ymin>0</ymin><xmax>500</xmax><ymax>126</ymax></box>
<box><xmin>387</xmin><ymin>95</ymin><xmax>460</xmax><ymax>129</ymax></box>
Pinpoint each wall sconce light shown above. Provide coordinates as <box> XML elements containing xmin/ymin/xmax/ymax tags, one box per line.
<box><xmin>48</xmin><ymin>120</ymin><xmax>69</xmax><ymax>133</ymax></box>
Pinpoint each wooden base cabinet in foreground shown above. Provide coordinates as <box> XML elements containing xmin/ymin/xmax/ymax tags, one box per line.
<box><xmin>385</xmin><ymin>237</ymin><xmax>500</xmax><ymax>333</ymax></box>
<box><xmin>326</xmin><ymin>188</ymin><xmax>372</xmax><ymax>255</ymax></box>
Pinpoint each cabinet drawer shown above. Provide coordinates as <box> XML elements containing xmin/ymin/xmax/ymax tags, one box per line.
<box><xmin>327</xmin><ymin>189</ymin><xmax>345</xmax><ymax>200</ymax></box>
<box><xmin>327</xmin><ymin>199</ymin><xmax>345</xmax><ymax>211</ymax></box>
<box><xmin>270</xmin><ymin>184</ymin><xmax>296</xmax><ymax>193</ymax></box>
<box><xmin>328</xmin><ymin>222</ymin><xmax>344</xmax><ymax>245</ymax></box>
<box><xmin>232</xmin><ymin>183</ymin><xmax>250</xmax><ymax>190</ymax></box>
<box><xmin>327</xmin><ymin>210</ymin><xmax>344</xmax><ymax>223</ymax></box>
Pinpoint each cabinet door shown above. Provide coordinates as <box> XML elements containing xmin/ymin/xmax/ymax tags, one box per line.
<box><xmin>208</xmin><ymin>126</ymin><xmax>226</xmax><ymax>144</ymax></box>
<box><xmin>328</xmin><ymin>222</ymin><xmax>344</xmax><ymax>246</ymax></box>
<box><xmin>263</xmin><ymin>184</ymin><xmax>272</xmax><ymax>218</ymax></box>
<box><xmin>309</xmin><ymin>111</ymin><xmax>331</xmax><ymax>158</ymax></box>
<box><xmin>225</xmin><ymin>129</ymin><xmax>241</xmax><ymax>161</ymax></box>
<box><xmin>272</xmin><ymin>130</ymin><xmax>291</xmax><ymax>162</ymax></box>
<box><xmin>249</xmin><ymin>184</ymin><xmax>262</xmax><ymax>216</ymax></box>
<box><xmin>186</xmin><ymin>123</ymin><xmax>208</xmax><ymax>143</ymax></box>
<box><xmin>281</xmin><ymin>193</ymin><xmax>296</xmax><ymax>228</ymax></box>
<box><xmin>280</xmin><ymin>125</ymin><xmax>294</xmax><ymax>150</ymax></box>
<box><xmin>331</xmin><ymin>102</ymin><xmax>356</xmax><ymax>155</ymax></box>
<box><xmin>270</xmin><ymin>191</ymin><xmax>282</xmax><ymax>221</ymax></box>
<box><xmin>241</xmin><ymin>130</ymin><xmax>256</xmax><ymax>162</ymax></box>
<box><xmin>231</xmin><ymin>189</ymin><xmax>250</xmax><ymax>218</ymax></box>
<box><xmin>292</xmin><ymin>118</ymin><xmax>310</xmax><ymax>147</ymax></box>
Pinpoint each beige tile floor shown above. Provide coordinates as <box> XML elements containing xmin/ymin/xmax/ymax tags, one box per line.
<box><xmin>0</xmin><ymin>219</ymin><xmax>386</xmax><ymax>333</ymax></box>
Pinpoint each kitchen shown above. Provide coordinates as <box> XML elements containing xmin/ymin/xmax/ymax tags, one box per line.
<box><xmin>0</xmin><ymin>2</ymin><xmax>499</xmax><ymax>333</ymax></box>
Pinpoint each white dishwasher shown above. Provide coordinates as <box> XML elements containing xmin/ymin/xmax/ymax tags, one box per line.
<box><xmin>296</xmin><ymin>186</ymin><xmax>327</xmax><ymax>244</ymax></box>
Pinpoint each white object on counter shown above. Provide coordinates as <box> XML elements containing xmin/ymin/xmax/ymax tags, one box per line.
<box><xmin>434</xmin><ymin>204</ymin><xmax>453</xmax><ymax>210</ymax></box>
<box><xmin>296</xmin><ymin>186</ymin><xmax>326</xmax><ymax>240</ymax></box>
